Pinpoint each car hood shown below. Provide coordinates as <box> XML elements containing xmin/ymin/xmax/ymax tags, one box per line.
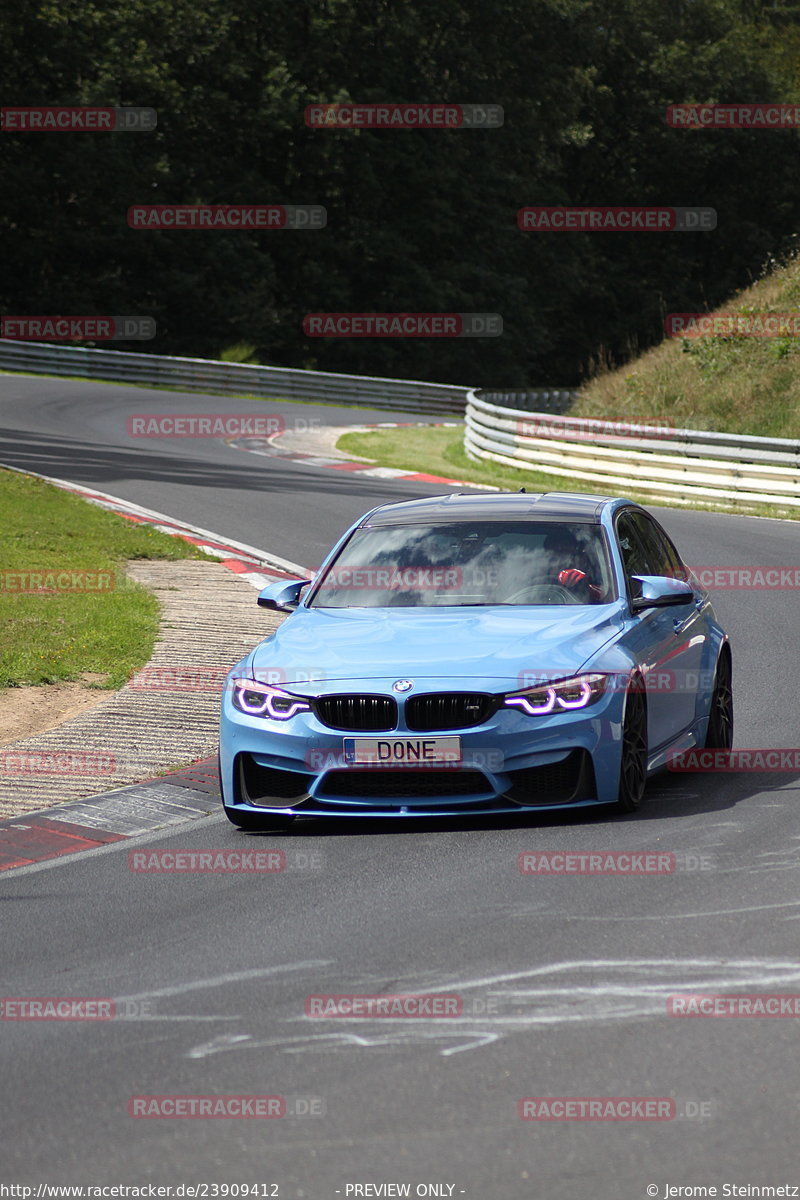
<box><xmin>246</xmin><ymin>604</ymin><xmax>624</xmax><ymax>690</ymax></box>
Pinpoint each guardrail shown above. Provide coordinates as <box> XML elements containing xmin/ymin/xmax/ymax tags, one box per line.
<box><xmin>5</xmin><ymin>340</ymin><xmax>791</xmax><ymax>508</ymax></box>
<box><xmin>0</xmin><ymin>340</ymin><xmax>584</xmax><ymax>418</ymax></box>
<box><xmin>0</xmin><ymin>339</ymin><xmax>470</xmax><ymax>416</ymax></box>
<box><xmin>478</xmin><ymin>389</ymin><xmax>576</xmax><ymax>415</ymax></box>
<box><xmin>465</xmin><ymin>389</ymin><xmax>800</xmax><ymax>508</ymax></box>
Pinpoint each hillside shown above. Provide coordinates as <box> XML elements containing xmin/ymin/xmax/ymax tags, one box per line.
<box><xmin>571</xmin><ymin>251</ymin><xmax>800</xmax><ymax>439</ymax></box>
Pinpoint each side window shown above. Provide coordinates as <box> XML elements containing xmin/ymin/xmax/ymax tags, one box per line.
<box><xmin>616</xmin><ymin>513</ymin><xmax>651</xmax><ymax>582</ymax></box>
<box><xmin>628</xmin><ymin>512</ymin><xmax>675</xmax><ymax>577</ymax></box>
<box><xmin>646</xmin><ymin>518</ymin><xmax>688</xmax><ymax>580</ymax></box>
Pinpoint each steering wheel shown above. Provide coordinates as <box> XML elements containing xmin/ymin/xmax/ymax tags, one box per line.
<box><xmin>501</xmin><ymin>583</ymin><xmax>580</xmax><ymax>605</ymax></box>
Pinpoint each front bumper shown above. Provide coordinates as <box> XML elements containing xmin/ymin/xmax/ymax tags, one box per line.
<box><xmin>219</xmin><ymin>676</ymin><xmax>628</xmax><ymax>818</ymax></box>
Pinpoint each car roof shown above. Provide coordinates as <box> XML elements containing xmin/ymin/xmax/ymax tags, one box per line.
<box><xmin>361</xmin><ymin>491</ymin><xmax>615</xmax><ymax>526</ymax></box>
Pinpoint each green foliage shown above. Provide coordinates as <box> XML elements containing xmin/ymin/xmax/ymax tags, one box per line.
<box><xmin>220</xmin><ymin>342</ymin><xmax>260</xmax><ymax>363</ymax></box>
<box><xmin>3</xmin><ymin>0</ymin><xmax>800</xmax><ymax>386</ymax></box>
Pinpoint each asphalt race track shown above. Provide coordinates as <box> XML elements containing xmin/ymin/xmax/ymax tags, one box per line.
<box><xmin>2</xmin><ymin>372</ymin><xmax>800</xmax><ymax>1198</ymax></box>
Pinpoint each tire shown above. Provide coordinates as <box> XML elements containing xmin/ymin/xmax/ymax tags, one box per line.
<box><xmin>615</xmin><ymin>679</ymin><xmax>648</xmax><ymax>814</ymax></box>
<box><xmin>703</xmin><ymin>649</ymin><xmax>733</xmax><ymax>750</ymax></box>
<box><xmin>223</xmin><ymin>804</ymin><xmax>296</xmax><ymax>832</ymax></box>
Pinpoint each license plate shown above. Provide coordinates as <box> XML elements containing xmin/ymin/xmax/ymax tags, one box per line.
<box><xmin>343</xmin><ymin>736</ymin><xmax>462</xmax><ymax>766</ymax></box>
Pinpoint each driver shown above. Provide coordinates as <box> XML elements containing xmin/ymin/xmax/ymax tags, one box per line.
<box><xmin>542</xmin><ymin>529</ymin><xmax>604</xmax><ymax>602</ymax></box>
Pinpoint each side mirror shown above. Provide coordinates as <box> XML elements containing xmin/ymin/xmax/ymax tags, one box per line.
<box><xmin>257</xmin><ymin>579</ymin><xmax>312</xmax><ymax>612</ymax></box>
<box><xmin>630</xmin><ymin>575</ymin><xmax>694</xmax><ymax>611</ymax></box>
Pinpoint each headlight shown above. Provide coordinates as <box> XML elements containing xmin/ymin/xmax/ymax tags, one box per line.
<box><xmin>231</xmin><ymin>678</ymin><xmax>311</xmax><ymax>720</ymax></box>
<box><xmin>504</xmin><ymin>673</ymin><xmax>608</xmax><ymax>715</ymax></box>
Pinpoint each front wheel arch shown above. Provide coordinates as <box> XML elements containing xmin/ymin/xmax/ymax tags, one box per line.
<box><xmin>615</xmin><ymin>674</ymin><xmax>648</xmax><ymax>814</ymax></box>
<box><xmin>703</xmin><ymin>643</ymin><xmax>733</xmax><ymax>750</ymax></box>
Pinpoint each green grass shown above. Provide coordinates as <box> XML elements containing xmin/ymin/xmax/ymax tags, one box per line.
<box><xmin>339</xmin><ymin>425</ymin><xmax>583</xmax><ymax>492</ymax></box>
<box><xmin>572</xmin><ymin>251</ymin><xmax>800</xmax><ymax>439</ymax></box>
<box><xmin>336</xmin><ymin>425</ymin><xmax>793</xmax><ymax>520</ymax></box>
<box><xmin>0</xmin><ymin>469</ymin><xmax>205</xmax><ymax>689</ymax></box>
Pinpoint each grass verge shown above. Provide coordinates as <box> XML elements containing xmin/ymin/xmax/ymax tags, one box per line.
<box><xmin>336</xmin><ymin>426</ymin><xmax>794</xmax><ymax>521</ymax></box>
<box><xmin>0</xmin><ymin>469</ymin><xmax>205</xmax><ymax>689</ymax></box>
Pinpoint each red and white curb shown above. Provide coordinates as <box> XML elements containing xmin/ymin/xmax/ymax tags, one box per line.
<box><xmin>0</xmin><ymin>760</ymin><xmax>221</xmax><ymax>873</ymax></box>
<box><xmin>0</xmin><ymin>464</ymin><xmax>312</xmax><ymax>587</ymax></box>
<box><xmin>226</xmin><ymin>421</ymin><xmax>499</xmax><ymax>491</ymax></box>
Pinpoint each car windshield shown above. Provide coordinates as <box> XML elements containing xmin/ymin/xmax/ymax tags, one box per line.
<box><xmin>308</xmin><ymin>521</ymin><xmax>615</xmax><ymax>608</ymax></box>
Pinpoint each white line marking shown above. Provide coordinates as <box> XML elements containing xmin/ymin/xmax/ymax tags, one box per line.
<box><xmin>116</xmin><ymin>960</ymin><xmax>332</xmax><ymax>1005</ymax></box>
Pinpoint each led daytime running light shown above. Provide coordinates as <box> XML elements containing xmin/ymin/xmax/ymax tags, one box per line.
<box><xmin>504</xmin><ymin>674</ymin><xmax>607</xmax><ymax>716</ymax></box>
<box><xmin>232</xmin><ymin>678</ymin><xmax>310</xmax><ymax>720</ymax></box>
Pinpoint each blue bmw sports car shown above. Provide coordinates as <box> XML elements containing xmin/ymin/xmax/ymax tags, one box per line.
<box><xmin>219</xmin><ymin>492</ymin><xmax>732</xmax><ymax>829</ymax></box>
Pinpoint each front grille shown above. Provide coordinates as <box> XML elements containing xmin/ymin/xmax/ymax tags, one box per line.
<box><xmin>320</xmin><ymin>769</ymin><xmax>488</xmax><ymax>799</ymax></box>
<box><xmin>314</xmin><ymin>694</ymin><xmax>397</xmax><ymax>732</ymax></box>
<box><xmin>504</xmin><ymin>750</ymin><xmax>595</xmax><ymax>806</ymax></box>
<box><xmin>405</xmin><ymin>692</ymin><xmax>496</xmax><ymax>731</ymax></box>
